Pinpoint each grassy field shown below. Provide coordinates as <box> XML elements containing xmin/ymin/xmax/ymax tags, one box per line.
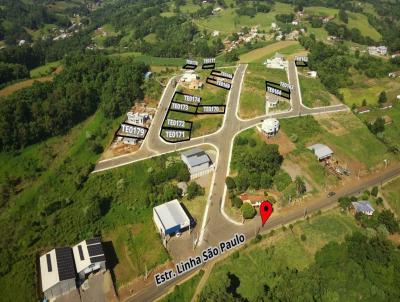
<box><xmin>356</xmin><ymin>102</ymin><xmax>400</xmax><ymax>152</ymax></box>
<box><xmin>200</xmin><ymin>209</ymin><xmax>359</xmax><ymax>302</ymax></box>
<box><xmin>160</xmin><ymin>270</ymin><xmax>204</xmax><ymax>302</ymax></box>
<box><xmin>298</xmin><ymin>69</ymin><xmax>338</xmax><ymax>107</ymax></box>
<box><xmin>194</xmin><ymin>1</ymin><xmax>294</xmax><ymax>33</ymax></box>
<box><xmin>239</xmin><ymin>64</ymin><xmax>288</xmax><ymax>119</ymax></box>
<box><xmin>303</xmin><ymin>6</ymin><xmax>381</xmax><ymax>41</ymax></box>
<box><xmin>281</xmin><ymin>113</ymin><xmax>392</xmax><ymax>170</ymax></box>
<box><xmin>382</xmin><ymin>177</ymin><xmax>400</xmax><ymax>217</ymax></box>
<box><xmin>239</xmin><ymin>41</ymin><xmax>300</xmax><ymax>63</ymax></box>
<box><xmin>30</xmin><ymin>61</ymin><xmax>62</xmax><ymax>78</ymax></box>
<box><xmin>340</xmin><ymin>70</ymin><xmax>400</xmax><ymax>107</ymax></box>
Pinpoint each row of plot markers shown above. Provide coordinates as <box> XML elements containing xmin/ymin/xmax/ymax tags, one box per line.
<box><xmin>160</xmin><ymin>69</ymin><xmax>234</xmax><ymax>143</ymax></box>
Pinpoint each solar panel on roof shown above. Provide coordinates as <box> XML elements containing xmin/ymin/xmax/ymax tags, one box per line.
<box><xmin>90</xmin><ymin>255</ymin><xmax>106</xmax><ymax>264</ymax></box>
<box><xmin>46</xmin><ymin>254</ymin><xmax>52</xmax><ymax>272</ymax></box>
<box><xmin>87</xmin><ymin>243</ymin><xmax>104</xmax><ymax>257</ymax></box>
<box><xmin>55</xmin><ymin>247</ymin><xmax>76</xmax><ymax>281</ymax></box>
<box><xmin>78</xmin><ymin>245</ymin><xmax>84</xmax><ymax>261</ymax></box>
<box><xmin>86</xmin><ymin>238</ymin><xmax>101</xmax><ymax>245</ymax></box>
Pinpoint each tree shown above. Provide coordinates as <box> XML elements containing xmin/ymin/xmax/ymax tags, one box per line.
<box><xmin>187</xmin><ymin>182</ymin><xmax>205</xmax><ymax>200</ymax></box>
<box><xmin>378</xmin><ymin>210</ymin><xmax>399</xmax><ymax>234</ymax></box>
<box><xmin>371</xmin><ymin>186</ymin><xmax>379</xmax><ymax>197</ymax></box>
<box><xmin>339</xmin><ymin>9</ymin><xmax>348</xmax><ymax>24</ymax></box>
<box><xmin>295</xmin><ymin>176</ymin><xmax>306</xmax><ymax>195</ymax></box>
<box><xmin>378</xmin><ymin>91</ymin><xmax>387</xmax><ymax>104</ymax></box>
<box><xmin>338</xmin><ymin>196</ymin><xmax>351</xmax><ymax>210</ymax></box>
<box><xmin>225</xmin><ymin>177</ymin><xmax>236</xmax><ymax>190</ymax></box>
<box><xmin>232</xmin><ymin>196</ymin><xmax>243</xmax><ymax>209</ymax></box>
<box><xmin>241</xmin><ymin>203</ymin><xmax>256</xmax><ymax>219</ymax></box>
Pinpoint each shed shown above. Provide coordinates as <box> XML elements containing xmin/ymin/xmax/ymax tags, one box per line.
<box><xmin>351</xmin><ymin>201</ymin><xmax>375</xmax><ymax>216</ymax></box>
<box><xmin>72</xmin><ymin>238</ymin><xmax>106</xmax><ymax>280</ymax></box>
<box><xmin>181</xmin><ymin>148</ymin><xmax>212</xmax><ymax>178</ymax></box>
<box><xmin>153</xmin><ymin>199</ymin><xmax>191</xmax><ymax>236</ymax></box>
<box><xmin>40</xmin><ymin>247</ymin><xmax>77</xmax><ymax>300</ymax></box>
<box><xmin>308</xmin><ymin>144</ymin><xmax>333</xmax><ymax>161</ymax></box>
<box><xmin>177</xmin><ymin>182</ymin><xmax>188</xmax><ymax>196</ymax></box>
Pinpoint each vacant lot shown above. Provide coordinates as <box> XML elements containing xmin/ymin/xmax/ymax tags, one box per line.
<box><xmin>239</xmin><ymin>64</ymin><xmax>288</xmax><ymax>119</ymax></box>
<box><xmin>200</xmin><ymin>209</ymin><xmax>359</xmax><ymax>302</ymax></box>
<box><xmin>239</xmin><ymin>41</ymin><xmax>299</xmax><ymax>63</ymax></box>
<box><xmin>298</xmin><ymin>69</ymin><xmax>340</xmax><ymax>107</ymax></box>
<box><xmin>0</xmin><ymin>76</ymin><xmax>53</xmax><ymax>97</ymax></box>
<box><xmin>382</xmin><ymin>177</ymin><xmax>400</xmax><ymax>217</ymax></box>
<box><xmin>281</xmin><ymin>113</ymin><xmax>392</xmax><ymax>171</ymax></box>
<box><xmin>340</xmin><ymin>70</ymin><xmax>400</xmax><ymax>107</ymax></box>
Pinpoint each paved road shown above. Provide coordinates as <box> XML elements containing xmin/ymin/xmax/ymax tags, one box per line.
<box><xmin>92</xmin><ymin>63</ymin><xmax>393</xmax><ymax>302</ymax></box>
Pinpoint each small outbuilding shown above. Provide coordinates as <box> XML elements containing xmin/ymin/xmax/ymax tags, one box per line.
<box><xmin>181</xmin><ymin>148</ymin><xmax>213</xmax><ymax>179</ymax></box>
<box><xmin>308</xmin><ymin>144</ymin><xmax>333</xmax><ymax>161</ymax></box>
<box><xmin>40</xmin><ymin>247</ymin><xmax>77</xmax><ymax>300</ymax></box>
<box><xmin>351</xmin><ymin>201</ymin><xmax>375</xmax><ymax>216</ymax></box>
<box><xmin>72</xmin><ymin>238</ymin><xmax>106</xmax><ymax>281</ymax></box>
<box><xmin>153</xmin><ymin>199</ymin><xmax>191</xmax><ymax>237</ymax></box>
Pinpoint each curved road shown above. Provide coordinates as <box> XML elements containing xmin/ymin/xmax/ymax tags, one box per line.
<box><xmin>91</xmin><ymin>63</ymin><xmax>399</xmax><ymax>302</ymax></box>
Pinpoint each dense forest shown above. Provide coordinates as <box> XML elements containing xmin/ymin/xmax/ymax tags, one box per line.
<box><xmin>200</xmin><ymin>233</ymin><xmax>400</xmax><ymax>301</ymax></box>
<box><xmin>0</xmin><ymin>54</ymin><xmax>148</xmax><ymax>150</ymax></box>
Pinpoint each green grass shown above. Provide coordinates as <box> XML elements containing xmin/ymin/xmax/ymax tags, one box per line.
<box><xmin>201</xmin><ymin>209</ymin><xmax>359</xmax><ymax>302</ymax></box>
<box><xmin>356</xmin><ymin>102</ymin><xmax>400</xmax><ymax>152</ymax></box>
<box><xmin>340</xmin><ymin>71</ymin><xmax>400</xmax><ymax>107</ymax></box>
<box><xmin>281</xmin><ymin>113</ymin><xmax>392</xmax><ymax>169</ymax></box>
<box><xmin>30</xmin><ymin>61</ymin><xmax>61</xmax><ymax>78</ymax></box>
<box><xmin>160</xmin><ymin>270</ymin><xmax>204</xmax><ymax>302</ymax></box>
<box><xmin>239</xmin><ymin>63</ymin><xmax>288</xmax><ymax>119</ymax></box>
<box><xmin>195</xmin><ymin>2</ymin><xmax>294</xmax><ymax>33</ymax></box>
<box><xmin>299</xmin><ymin>72</ymin><xmax>335</xmax><ymax>107</ymax></box>
<box><xmin>382</xmin><ymin>177</ymin><xmax>400</xmax><ymax>217</ymax></box>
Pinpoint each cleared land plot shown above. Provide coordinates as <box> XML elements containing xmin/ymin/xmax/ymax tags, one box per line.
<box><xmin>239</xmin><ymin>64</ymin><xmax>288</xmax><ymax>119</ymax></box>
<box><xmin>30</xmin><ymin>61</ymin><xmax>62</xmax><ymax>78</ymax></box>
<box><xmin>298</xmin><ymin>68</ymin><xmax>340</xmax><ymax>108</ymax></box>
<box><xmin>0</xmin><ymin>76</ymin><xmax>53</xmax><ymax>97</ymax></box>
<box><xmin>281</xmin><ymin>113</ymin><xmax>392</xmax><ymax>171</ymax></box>
<box><xmin>200</xmin><ymin>209</ymin><xmax>359</xmax><ymax>302</ymax></box>
<box><xmin>382</xmin><ymin>177</ymin><xmax>400</xmax><ymax>217</ymax></box>
<box><xmin>239</xmin><ymin>41</ymin><xmax>299</xmax><ymax>63</ymax></box>
<box><xmin>340</xmin><ymin>71</ymin><xmax>400</xmax><ymax>106</ymax></box>
<box><xmin>160</xmin><ymin>270</ymin><xmax>204</xmax><ymax>302</ymax></box>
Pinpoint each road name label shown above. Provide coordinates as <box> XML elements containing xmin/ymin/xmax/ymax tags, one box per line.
<box><xmin>154</xmin><ymin>233</ymin><xmax>246</xmax><ymax>286</ymax></box>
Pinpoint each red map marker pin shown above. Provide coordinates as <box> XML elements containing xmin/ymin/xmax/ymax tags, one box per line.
<box><xmin>260</xmin><ymin>200</ymin><xmax>273</xmax><ymax>226</ymax></box>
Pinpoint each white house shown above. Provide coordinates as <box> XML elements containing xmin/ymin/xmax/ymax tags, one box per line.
<box><xmin>308</xmin><ymin>143</ymin><xmax>333</xmax><ymax>161</ymax></box>
<box><xmin>351</xmin><ymin>201</ymin><xmax>375</xmax><ymax>216</ymax></box>
<box><xmin>181</xmin><ymin>148</ymin><xmax>213</xmax><ymax>179</ymax></box>
<box><xmin>153</xmin><ymin>199</ymin><xmax>191</xmax><ymax>237</ymax></box>
<box><xmin>291</xmin><ymin>20</ymin><xmax>299</xmax><ymax>26</ymax></box>
<box><xmin>40</xmin><ymin>248</ymin><xmax>77</xmax><ymax>300</ymax></box>
<box><xmin>212</xmin><ymin>7</ymin><xmax>222</xmax><ymax>14</ymax></box>
<box><xmin>72</xmin><ymin>238</ymin><xmax>106</xmax><ymax>280</ymax></box>
<box><xmin>261</xmin><ymin>118</ymin><xmax>280</xmax><ymax>137</ymax></box>
<box><xmin>368</xmin><ymin>46</ymin><xmax>387</xmax><ymax>56</ymax></box>
<box><xmin>181</xmin><ymin>71</ymin><xmax>199</xmax><ymax>83</ymax></box>
<box><xmin>271</xmin><ymin>22</ymin><xmax>277</xmax><ymax>30</ymax></box>
<box><xmin>265</xmin><ymin>53</ymin><xmax>287</xmax><ymax>70</ymax></box>
<box><xmin>307</xmin><ymin>71</ymin><xmax>317</xmax><ymax>78</ymax></box>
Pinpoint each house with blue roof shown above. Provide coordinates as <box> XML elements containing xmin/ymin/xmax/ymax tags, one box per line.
<box><xmin>351</xmin><ymin>201</ymin><xmax>375</xmax><ymax>216</ymax></box>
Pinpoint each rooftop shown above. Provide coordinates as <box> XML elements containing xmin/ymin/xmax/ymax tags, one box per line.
<box><xmin>72</xmin><ymin>237</ymin><xmax>105</xmax><ymax>274</ymax></box>
<box><xmin>351</xmin><ymin>201</ymin><xmax>374</xmax><ymax>214</ymax></box>
<box><xmin>181</xmin><ymin>148</ymin><xmax>211</xmax><ymax>168</ymax></box>
<box><xmin>308</xmin><ymin>143</ymin><xmax>333</xmax><ymax>159</ymax></box>
<box><xmin>153</xmin><ymin>199</ymin><xmax>190</xmax><ymax>231</ymax></box>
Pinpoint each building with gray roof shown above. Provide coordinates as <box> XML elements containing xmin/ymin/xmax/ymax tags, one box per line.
<box><xmin>153</xmin><ymin>199</ymin><xmax>191</xmax><ymax>237</ymax></box>
<box><xmin>351</xmin><ymin>201</ymin><xmax>375</xmax><ymax>216</ymax></box>
<box><xmin>181</xmin><ymin>148</ymin><xmax>213</xmax><ymax>179</ymax></box>
<box><xmin>308</xmin><ymin>143</ymin><xmax>333</xmax><ymax>161</ymax></box>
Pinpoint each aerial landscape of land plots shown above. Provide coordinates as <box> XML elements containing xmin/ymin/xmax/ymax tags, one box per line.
<box><xmin>239</xmin><ymin>64</ymin><xmax>288</xmax><ymax>119</ymax></box>
<box><xmin>161</xmin><ymin>68</ymin><xmax>235</xmax><ymax>140</ymax></box>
